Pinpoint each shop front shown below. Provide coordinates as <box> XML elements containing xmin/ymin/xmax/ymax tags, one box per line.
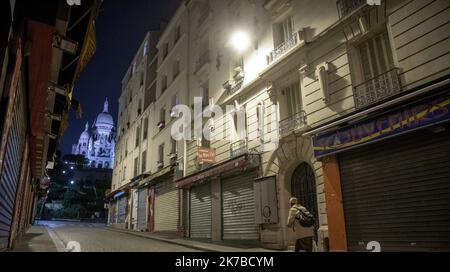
<box><xmin>176</xmin><ymin>154</ymin><xmax>261</xmax><ymax>243</ymax></box>
<box><xmin>313</xmin><ymin>89</ymin><xmax>450</xmax><ymax>252</ymax></box>
<box><xmin>137</xmin><ymin>166</ymin><xmax>178</xmax><ymax>234</ymax></box>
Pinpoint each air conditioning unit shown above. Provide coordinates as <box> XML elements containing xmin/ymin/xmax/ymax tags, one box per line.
<box><xmin>170</xmin><ymin>110</ymin><xmax>177</xmax><ymax>118</ymax></box>
<box><xmin>168</xmin><ymin>153</ymin><xmax>178</xmax><ymax>160</ymax></box>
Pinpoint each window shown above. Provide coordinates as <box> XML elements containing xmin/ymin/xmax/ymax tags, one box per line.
<box><xmin>123</xmin><ymin>167</ymin><xmax>126</xmax><ymax>181</ymax></box>
<box><xmin>171</xmin><ymin>95</ymin><xmax>179</xmax><ymax>120</ymax></box>
<box><xmin>143</xmin><ymin>40</ymin><xmax>149</xmax><ymax>56</ymax></box>
<box><xmin>135</xmin><ymin>126</ymin><xmax>141</xmax><ymax>147</ymax></box>
<box><xmin>163</xmin><ymin>43</ymin><xmax>169</xmax><ymax>59</ymax></box>
<box><xmin>161</xmin><ymin>75</ymin><xmax>167</xmax><ymax>93</ymax></box>
<box><xmin>230</xmin><ymin>54</ymin><xmax>244</xmax><ymax>79</ymax></box>
<box><xmin>140</xmin><ymin>72</ymin><xmax>144</xmax><ymax>87</ymax></box>
<box><xmin>275</xmin><ymin>16</ymin><xmax>294</xmax><ymax>47</ymax></box>
<box><xmin>132</xmin><ymin>61</ymin><xmax>137</xmax><ymax>74</ymax></box>
<box><xmin>283</xmin><ymin>82</ymin><xmax>302</xmax><ymax>117</ymax></box>
<box><xmin>174</xmin><ymin>25</ymin><xmax>181</xmax><ymax>43</ymax></box>
<box><xmin>173</xmin><ymin>60</ymin><xmax>180</xmax><ymax>79</ymax></box>
<box><xmin>357</xmin><ymin>31</ymin><xmax>394</xmax><ymax>81</ymax></box>
<box><xmin>160</xmin><ymin>107</ymin><xmax>166</xmax><ymax>123</ymax></box>
<box><xmin>171</xmin><ymin>138</ymin><xmax>177</xmax><ymax>155</ymax></box>
<box><xmin>143</xmin><ymin>117</ymin><xmax>149</xmax><ymax>140</ymax></box>
<box><xmin>158</xmin><ymin>144</ymin><xmax>165</xmax><ymax>166</ymax></box>
<box><xmin>232</xmin><ymin>109</ymin><xmax>248</xmax><ymax>141</ymax></box>
<box><xmin>141</xmin><ymin>151</ymin><xmax>147</xmax><ymax>173</ymax></box>
<box><xmin>202</xmin><ymin>83</ymin><xmax>209</xmax><ymax>108</ymax></box>
<box><xmin>134</xmin><ymin>157</ymin><xmax>139</xmax><ymax>177</ymax></box>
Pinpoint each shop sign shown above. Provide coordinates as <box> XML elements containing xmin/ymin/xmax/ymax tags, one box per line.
<box><xmin>313</xmin><ymin>92</ymin><xmax>450</xmax><ymax>158</ymax></box>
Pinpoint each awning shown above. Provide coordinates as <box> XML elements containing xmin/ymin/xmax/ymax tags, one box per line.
<box><xmin>138</xmin><ymin>166</ymin><xmax>173</xmax><ymax>188</ymax></box>
<box><xmin>106</xmin><ymin>182</ymin><xmax>132</xmax><ymax>199</ymax></box>
<box><xmin>176</xmin><ymin>154</ymin><xmax>258</xmax><ymax>188</ymax></box>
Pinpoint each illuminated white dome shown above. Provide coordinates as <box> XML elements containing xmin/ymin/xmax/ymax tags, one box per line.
<box><xmin>95</xmin><ymin>98</ymin><xmax>114</xmax><ymax>127</ymax></box>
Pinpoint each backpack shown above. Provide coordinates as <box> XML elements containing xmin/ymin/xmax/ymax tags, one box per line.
<box><xmin>294</xmin><ymin>207</ymin><xmax>315</xmax><ymax>228</ymax></box>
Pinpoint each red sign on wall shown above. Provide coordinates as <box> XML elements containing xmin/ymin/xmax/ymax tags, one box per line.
<box><xmin>197</xmin><ymin>147</ymin><xmax>216</xmax><ymax>164</ymax></box>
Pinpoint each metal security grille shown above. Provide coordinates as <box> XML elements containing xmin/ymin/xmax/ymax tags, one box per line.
<box><xmin>190</xmin><ymin>183</ymin><xmax>212</xmax><ymax>239</ymax></box>
<box><xmin>291</xmin><ymin>162</ymin><xmax>319</xmax><ymax>231</ymax></box>
<box><xmin>154</xmin><ymin>180</ymin><xmax>179</xmax><ymax>232</ymax></box>
<box><xmin>340</xmin><ymin>126</ymin><xmax>450</xmax><ymax>252</ymax></box>
<box><xmin>137</xmin><ymin>188</ymin><xmax>148</xmax><ymax>231</ymax></box>
<box><xmin>117</xmin><ymin>197</ymin><xmax>127</xmax><ymax>224</ymax></box>
<box><xmin>222</xmin><ymin>172</ymin><xmax>259</xmax><ymax>240</ymax></box>
<box><xmin>109</xmin><ymin>201</ymin><xmax>117</xmax><ymax>224</ymax></box>
<box><xmin>0</xmin><ymin>87</ymin><xmax>26</xmax><ymax>250</ymax></box>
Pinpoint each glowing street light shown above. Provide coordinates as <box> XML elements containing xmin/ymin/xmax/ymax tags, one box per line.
<box><xmin>62</xmin><ymin>170</ymin><xmax>66</xmax><ymax>174</ymax></box>
<box><xmin>70</xmin><ymin>181</ymin><xmax>75</xmax><ymax>185</ymax></box>
<box><xmin>230</xmin><ymin>31</ymin><xmax>251</xmax><ymax>53</ymax></box>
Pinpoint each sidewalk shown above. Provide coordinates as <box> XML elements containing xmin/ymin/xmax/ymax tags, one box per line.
<box><xmin>106</xmin><ymin>227</ymin><xmax>282</xmax><ymax>252</ymax></box>
<box><xmin>11</xmin><ymin>225</ymin><xmax>58</xmax><ymax>252</ymax></box>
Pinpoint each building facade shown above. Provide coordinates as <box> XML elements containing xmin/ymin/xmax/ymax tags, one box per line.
<box><xmin>0</xmin><ymin>0</ymin><xmax>101</xmax><ymax>250</ymax></box>
<box><xmin>109</xmin><ymin>0</ymin><xmax>450</xmax><ymax>251</ymax></box>
<box><xmin>72</xmin><ymin>99</ymin><xmax>116</xmax><ymax>169</ymax></box>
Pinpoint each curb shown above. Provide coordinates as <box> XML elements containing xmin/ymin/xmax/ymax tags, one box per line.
<box><xmin>105</xmin><ymin>227</ymin><xmax>219</xmax><ymax>252</ymax></box>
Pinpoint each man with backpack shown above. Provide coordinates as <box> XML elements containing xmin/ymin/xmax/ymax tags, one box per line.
<box><xmin>287</xmin><ymin>197</ymin><xmax>315</xmax><ymax>252</ymax></box>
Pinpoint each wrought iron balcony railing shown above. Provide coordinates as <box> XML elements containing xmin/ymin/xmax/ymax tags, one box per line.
<box><xmin>230</xmin><ymin>139</ymin><xmax>248</xmax><ymax>158</ymax></box>
<box><xmin>223</xmin><ymin>70</ymin><xmax>245</xmax><ymax>96</ymax></box>
<box><xmin>336</xmin><ymin>0</ymin><xmax>366</xmax><ymax>18</ymax></box>
<box><xmin>279</xmin><ymin>111</ymin><xmax>307</xmax><ymax>138</ymax></box>
<box><xmin>353</xmin><ymin>68</ymin><xmax>402</xmax><ymax>110</ymax></box>
<box><xmin>267</xmin><ymin>32</ymin><xmax>302</xmax><ymax>65</ymax></box>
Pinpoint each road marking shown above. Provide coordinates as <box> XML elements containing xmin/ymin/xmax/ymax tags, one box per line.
<box><xmin>46</xmin><ymin>228</ymin><xmax>66</xmax><ymax>252</ymax></box>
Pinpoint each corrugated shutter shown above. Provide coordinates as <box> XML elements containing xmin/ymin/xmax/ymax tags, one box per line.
<box><xmin>137</xmin><ymin>188</ymin><xmax>148</xmax><ymax>231</ymax></box>
<box><xmin>340</xmin><ymin>126</ymin><xmax>450</xmax><ymax>252</ymax></box>
<box><xmin>154</xmin><ymin>180</ymin><xmax>179</xmax><ymax>232</ymax></box>
<box><xmin>190</xmin><ymin>183</ymin><xmax>212</xmax><ymax>239</ymax></box>
<box><xmin>0</xmin><ymin>87</ymin><xmax>26</xmax><ymax>250</ymax></box>
<box><xmin>222</xmin><ymin>171</ymin><xmax>259</xmax><ymax>240</ymax></box>
<box><xmin>109</xmin><ymin>201</ymin><xmax>117</xmax><ymax>224</ymax></box>
<box><xmin>117</xmin><ymin>197</ymin><xmax>127</xmax><ymax>224</ymax></box>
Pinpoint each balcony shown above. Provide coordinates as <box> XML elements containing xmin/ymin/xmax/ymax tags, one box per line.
<box><xmin>279</xmin><ymin>111</ymin><xmax>307</xmax><ymax>138</ymax></box>
<box><xmin>336</xmin><ymin>0</ymin><xmax>366</xmax><ymax>18</ymax></box>
<box><xmin>267</xmin><ymin>31</ymin><xmax>302</xmax><ymax>65</ymax></box>
<box><xmin>230</xmin><ymin>139</ymin><xmax>248</xmax><ymax>158</ymax></box>
<box><xmin>353</xmin><ymin>68</ymin><xmax>402</xmax><ymax>110</ymax></box>
<box><xmin>223</xmin><ymin>69</ymin><xmax>245</xmax><ymax>96</ymax></box>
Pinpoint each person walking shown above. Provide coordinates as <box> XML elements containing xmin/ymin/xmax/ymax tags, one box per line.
<box><xmin>287</xmin><ymin>197</ymin><xmax>315</xmax><ymax>252</ymax></box>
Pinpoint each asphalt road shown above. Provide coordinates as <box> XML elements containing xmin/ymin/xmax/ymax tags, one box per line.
<box><xmin>35</xmin><ymin>220</ymin><xmax>200</xmax><ymax>252</ymax></box>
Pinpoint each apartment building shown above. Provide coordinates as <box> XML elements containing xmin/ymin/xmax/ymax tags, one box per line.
<box><xmin>109</xmin><ymin>0</ymin><xmax>450</xmax><ymax>251</ymax></box>
<box><xmin>108</xmin><ymin>30</ymin><xmax>160</xmax><ymax>230</ymax></box>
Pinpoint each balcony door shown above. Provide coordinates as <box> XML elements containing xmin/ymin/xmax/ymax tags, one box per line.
<box><xmin>358</xmin><ymin>31</ymin><xmax>394</xmax><ymax>81</ymax></box>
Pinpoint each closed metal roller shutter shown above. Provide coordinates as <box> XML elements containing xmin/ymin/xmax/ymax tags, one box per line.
<box><xmin>0</xmin><ymin>88</ymin><xmax>26</xmax><ymax>250</ymax></box>
<box><xmin>154</xmin><ymin>180</ymin><xmax>179</xmax><ymax>232</ymax></box>
<box><xmin>190</xmin><ymin>183</ymin><xmax>212</xmax><ymax>239</ymax></box>
<box><xmin>340</xmin><ymin>126</ymin><xmax>450</xmax><ymax>252</ymax></box>
<box><xmin>109</xmin><ymin>201</ymin><xmax>117</xmax><ymax>224</ymax></box>
<box><xmin>222</xmin><ymin>171</ymin><xmax>259</xmax><ymax>240</ymax></box>
<box><xmin>117</xmin><ymin>197</ymin><xmax>127</xmax><ymax>224</ymax></box>
<box><xmin>137</xmin><ymin>188</ymin><xmax>148</xmax><ymax>231</ymax></box>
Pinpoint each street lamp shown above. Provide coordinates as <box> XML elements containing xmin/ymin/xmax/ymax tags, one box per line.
<box><xmin>230</xmin><ymin>31</ymin><xmax>251</xmax><ymax>53</ymax></box>
<box><xmin>70</xmin><ymin>180</ymin><xmax>75</xmax><ymax>185</ymax></box>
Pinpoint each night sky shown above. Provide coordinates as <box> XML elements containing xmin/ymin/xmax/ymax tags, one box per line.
<box><xmin>60</xmin><ymin>0</ymin><xmax>181</xmax><ymax>156</ymax></box>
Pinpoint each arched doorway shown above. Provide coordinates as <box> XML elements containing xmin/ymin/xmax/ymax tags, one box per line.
<box><xmin>291</xmin><ymin>163</ymin><xmax>319</xmax><ymax>231</ymax></box>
